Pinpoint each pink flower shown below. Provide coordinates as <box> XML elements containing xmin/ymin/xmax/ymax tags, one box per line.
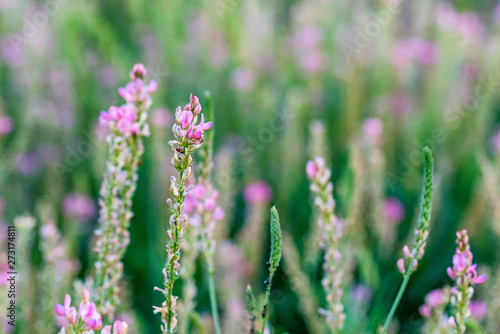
<box><xmin>55</xmin><ymin>289</ymin><xmax>102</xmax><ymax>331</ymax></box>
<box><xmin>213</xmin><ymin>206</ymin><xmax>225</xmax><ymax>220</ymax></box>
<box><xmin>129</xmin><ymin>63</ymin><xmax>147</xmax><ymax>80</ymax></box>
<box><xmin>469</xmin><ymin>301</ymin><xmax>487</xmax><ymax>321</ymax></box>
<box><xmin>419</xmin><ymin>305</ymin><xmax>431</xmax><ymax>318</ymax></box>
<box><xmin>176</xmin><ymin>108</ymin><xmax>194</xmax><ymax>129</ymax></box>
<box><xmin>397</xmin><ymin>258</ymin><xmax>406</xmax><ymax>274</ymax></box>
<box><xmin>298</xmin><ymin>49</ymin><xmax>325</xmax><ymax>74</ymax></box>
<box><xmin>384</xmin><ymin>197</ymin><xmax>405</xmax><ymax>224</ymax></box>
<box><xmin>426</xmin><ymin>289</ymin><xmax>443</xmax><ymax>308</ymax></box>
<box><xmin>306</xmin><ymin>160</ymin><xmax>319</xmax><ymax>178</ymax></box>
<box><xmin>243</xmin><ymin>181</ymin><xmax>272</xmax><ymax>204</ymax></box>
<box><xmin>63</xmin><ymin>193</ymin><xmax>96</xmax><ymax>221</ymax></box>
<box><xmin>362</xmin><ymin>118</ymin><xmax>383</xmax><ymax>145</ymax></box>
<box><xmin>231</xmin><ymin>67</ymin><xmax>256</xmax><ymax>91</ymax></box>
<box><xmin>0</xmin><ymin>116</ymin><xmax>12</xmax><ymax>135</ymax></box>
<box><xmin>151</xmin><ymin>108</ymin><xmax>173</xmax><ymax>128</ymax></box>
<box><xmin>102</xmin><ymin>320</ymin><xmax>129</xmax><ymax>334</ymax></box>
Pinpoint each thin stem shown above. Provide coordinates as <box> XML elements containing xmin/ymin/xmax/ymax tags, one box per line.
<box><xmin>380</xmin><ymin>262</ymin><xmax>413</xmax><ymax>334</ymax></box>
<box><xmin>207</xmin><ymin>266</ymin><xmax>222</xmax><ymax>334</ymax></box>
<box><xmin>260</xmin><ymin>274</ymin><xmax>274</xmax><ymax>334</ymax></box>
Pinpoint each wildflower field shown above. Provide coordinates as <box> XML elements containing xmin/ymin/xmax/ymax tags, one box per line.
<box><xmin>1</xmin><ymin>0</ymin><xmax>500</xmax><ymax>333</ymax></box>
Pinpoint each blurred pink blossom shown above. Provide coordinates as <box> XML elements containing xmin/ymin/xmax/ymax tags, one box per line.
<box><xmin>469</xmin><ymin>300</ymin><xmax>487</xmax><ymax>321</ymax></box>
<box><xmin>491</xmin><ymin>128</ymin><xmax>500</xmax><ymax>153</ymax></box>
<box><xmin>231</xmin><ymin>67</ymin><xmax>256</xmax><ymax>91</ymax></box>
<box><xmin>243</xmin><ymin>181</ymin><xmax>272</xmax><ymax>204</ymax></box>
<box><xmin>0</xmin><ymin>116</ymin><xmax>12</xmax><ymax>135</ymax></box>
<box><xmin>298</xmin><ymin>49</ymin><xmax>325</xmax><ymax>74</ymax></box>
<box><xmin>384</xmin><ymin>197</ymin><xmax>405</xmax><ymax>224</ymax></box>
<box><xmin>436</xmin><ymin>5</ymin><xmax>485</xmax><ymax>44</ymax></box>
<box><xmin>151</xmin><ymin>108</ymin><xmax>173</xmax><ymax>129</ymax></box>
<box><xmin>362</xmin><ymin>118</ymin><xmax>383</xmax><ymax>145</ymax></box>
<box><xmin>210</xmin><ymin>34</ymin><xmax>229</xmax><ymax>68</ymax></box>
<box><xmin>291</xmin><ymin>25</ymin><xmax>322</xmax><ymax>51</ymax></box>
<box><xmin>63</xmin><ymin>193</ymin><xmax>96</xmax><ymax>221</ymax></box>
<box><xmin>391</xmin><ymin>38</ymin><xmax>438</xmax><ymax>70</ymax></box>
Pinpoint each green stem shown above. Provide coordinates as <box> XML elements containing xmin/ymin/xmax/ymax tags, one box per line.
<box><xmin>380</xmin><ymin>263</ymin><xmax>413</xmax><ymax>334</ymax></box>
<box><xmin>260</xmin><ymin>274</ymin><xmax>274</xmax><ymax>334</ymax></box>
<box><xmin>207</xmin><ymin>266</ymin><xmax>222</xmax><ymax>334</ymax></box>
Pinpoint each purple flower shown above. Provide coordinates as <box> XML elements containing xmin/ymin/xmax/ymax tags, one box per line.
<box><xmin>243</xmin><ymin>181</ymin><xmax>272</xmax><ymax>204</ymax></box>
<box><xmin>383</xmin><ymin>197</ymin><xmax>405</xmax><ymax>224</ymax></box>
<box><xmin>63</xmin><ymin>193</ymin><xmax>96</xmax><ymax>221</ymax></box>
<box><xmin>15</xmin><ymin>152</ymin><xmax>40</xmax><ymax>175</ymax></box>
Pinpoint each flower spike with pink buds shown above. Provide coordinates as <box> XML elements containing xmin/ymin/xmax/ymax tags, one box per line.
<box><xmin>94</xmin><ymin>64</ymin><xmax>156</xmax><ymax>320</ymax></box>
<box><xmin>306</xmin><ymin>156</ymin><xmax>345</xmax><ymax>332</ymax></box>
<box><xmin>155</xmin><ymin>94</ymin><xmax>212</xmax><ymax>334</ymax></box>
<box><xmin>55</xmin><ymin>288</ymin><xmax>103</xmax><ymax>333</ymax></box>
<box><xmin>448</xmin><ymin>229</ymin><xmax>487</xmax><ymax>334</ymax></box>
<box><xmin>380</xmin><ymin>147</ymin><xmax>434</xmax><ymax>334</ymax></box>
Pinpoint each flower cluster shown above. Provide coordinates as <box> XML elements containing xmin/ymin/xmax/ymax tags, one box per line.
<box><xmin>94</xmin><ymin>64</ymin><xmax>156</xmax><ymax>319</ymax></box>
<box><xmin>99</xmin><ymin>63</ymin><xmax>157</xmax><ymax>136</ymax></box>
<box><xmin>183</xmin><ymin>183</ymin><xmax>224</xmax><ymax>267</ymax></box>
<box><xmin>448</xmin><ymin>229</ymin><xmax>486</xmax><ymax>333</ymax></box>
<box><xmin>155</xmin><ymin>94</ymin><xmax>211</xmax><ymax>333</ymax></box>
<box><xmin>172</xmin><ymin>94</ymin><xmax>212</xmax><ymax>147</ymax></box>
<box><xmin>55</xmin><ymin>288</ymin><xmax>102</xmax><ymax>333</ymax></box>
<box><xmin>306</xmin><ymin>156</ymin><xmax>345</xmax><ymax>332</ymax></box>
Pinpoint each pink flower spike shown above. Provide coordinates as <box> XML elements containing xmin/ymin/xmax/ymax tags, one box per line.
<box><xmin>55</xmin><ymin>304</ymin><xmax>66</xmax><ymax>316</ymax></box>
<box><xmin>448</xmin><ymin>316</ymin><xmax>457</xmax><ymax>327</ymax></box>
<box><xmin>397</xmin><ymin>258</ymin><xmax>405</xmax><ymax>274</ymax></box>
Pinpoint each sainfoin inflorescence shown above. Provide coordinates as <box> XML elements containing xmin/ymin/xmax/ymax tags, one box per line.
<box><xmin>94</xmin><ymin>63</ymin><xmax>157</xmax><ymax>320</ymax></box>
<box><xmin>306</xmin><ymin>156</ymin><xmax>345</xmax><ymax>332</ymax></box>
<box><xmin>154</xmin><ymin>94</ymin><xmax>212</xmax><ymax>333</ymax></box>
<box><xmin>447</xmin><ymin>229</ymin><xmax>486</xmax><ymax>333</ymax></box>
